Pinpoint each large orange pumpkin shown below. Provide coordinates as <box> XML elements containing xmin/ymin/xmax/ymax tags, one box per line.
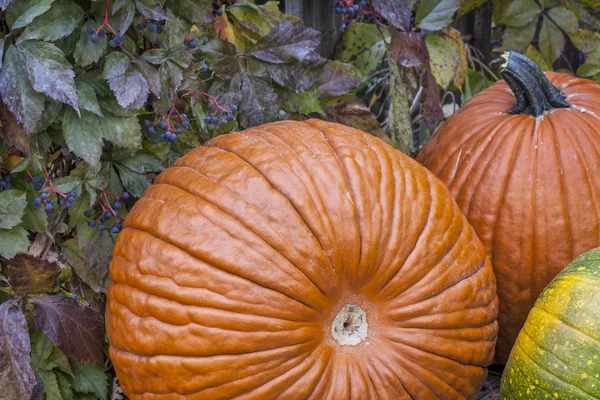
<box><xmin>417</xmin><ymin>52</ymin><xmax>600</xmax><ymax>364</ymax></box>
<box><xmin>106</xmin><ymin>119</ymin><xmax>498</xmax><ymax>399</ymax></box>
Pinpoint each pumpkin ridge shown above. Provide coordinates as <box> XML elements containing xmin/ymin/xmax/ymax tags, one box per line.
<box><xmin>534</xmin><ymin>306</ymin><xmax>600</xmax><ymax>344</ymax></box>
<box><xmin>508</xmin><ymin>341</ymin><xmax>559</xmax><ymax>399</ymax></box>
<box><xmin>147</xmin><ymin>180</ymin><xmax>335</xmax><ymax>299</ymax></box>
<box><xmin>110</xmin><ymin>230</ymin><xmax>320</xmax><ymax>322</ymax></box>
<box><xmin>126</xmin><ymin>196</ymin><xmax>329</xmax><ymax>309</ymax></box>
<box><xmin>513</xmin><ymin>333</ymin><xmax>595</xmax><ymax>398</ymax></box>
<box><xmin>207</xmin><ymin>133</ymin><xmax>350</xmax><ymax>285</ymax></box>
<box><xmin>367</xmin><ymin>354</ymin><xmax>410</xmax><ymax>396</ymax></box>
<box><xmin>121</xmin><ymin>224</ymin><xmax>321</xmax><ymax>313</ymax></box>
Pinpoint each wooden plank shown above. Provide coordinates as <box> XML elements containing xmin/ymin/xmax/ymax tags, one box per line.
<box><xmin>284</xmin><ymin>0</ymin><xmax>342</xmax><ymax>57</ymax></box>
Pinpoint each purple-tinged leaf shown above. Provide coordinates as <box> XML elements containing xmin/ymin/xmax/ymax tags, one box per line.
<box><xmin>7</xmin><ymin>0</ymin><xmax>56</xmax><ymax>30</ymax></box>
<box><xmin>19</xmin><ymin>40</ymin><xmax>79</xmax><ymax>113</ymax></box>
<box><xmin>372</xmin><ymin>0</ymin><xmax>411</xmax><ymax>30</ymax></box>
<box><xmin>102</xmin><ymin>52</ymin><xmax>130</xmax><ymax>80</ymax></box>
<box><xmin>8</xmin><ymin>254</ymin><xmax>61</xmax><ymax>296</ymax></box>
<box><xmin>60</xmin><ymin>238</ymin><xmax>110</xmax><ymax>294</ymax></box>
<box><xmin>264</xmin><ymin>63</ymin><xmax>319</xmax><ymax>93</ymax></box>
<box><xmin>131</xmin><ymin>59</ymin><xmax>161</xmax><ymax>95</ymax></box>
<box><xmin>0</xmin><ymin>0</ymin><xmax>15</xmax><ymax>11</ymax></box>
<box><xmin>118</xmin><ymin>0</ymin><xmax>135</xmax><ymax>35</ymax></box>
<box><xmin>317</xmin><ymin>61</ymin><xmax>362</xmax><ymax>98</ymax></box>
<box><xmin>390</xmin><ymin>30</ymin><xmax>428</xmax><ymax>67</ymax></box>
<box><xmin>32</xmin><ymin>296</ymin><xmax>105</xmax><ymax>364</ymax></box>
<box><xmin>202</xmin><ymin>39</ymin><xmax>242</xmax><ymax>79</ymax></box>
<box><xmin>0</xmin><ymin>101</ymin><xmax>29</xmax><ymax>152</ymax></box>
<box><xmin>0</xmin><ymin>299</ymin><xmax>36</xmax><ymax>400</ymax></box>
<box><xmin>135</xmin><ymin>0</ymin><xmax>167</xmax><ymax>20</ymax></box>
<box><xmin>108</xmin><ymin>68</ymin><xmax>149</xmax><ymax>110</ymax></box>
<box><xmin>247</xmin><ymin>21</ymin><xmax>324</xmax><ymax>64</ymax></box>
<box><xmin>0</xmin><ymin>45</ymin><xmax>45</xmax><ymax>133</ymax></box>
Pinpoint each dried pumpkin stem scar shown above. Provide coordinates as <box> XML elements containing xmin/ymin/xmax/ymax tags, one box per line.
<box><xmin>331</xmin><ymin>304</ymin><xmax>368</xmax><ymax>346</ymax></box>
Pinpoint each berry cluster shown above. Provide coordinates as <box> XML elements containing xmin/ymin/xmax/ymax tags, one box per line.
<box><xmin>0</xmin><ymin>172</ymin><xmax>16</xmax><ymax>191</ymax></box>
<box><xmin>85</xmin><ymin>191</ymin><xmax>129</xmax><ymax>233</ymax></box>
<box><xmin>144</xmin><ymin>112</ymin><xmax>191</xmax><ymax>142</ymax></box>
<box><xmin>211</xmin><ymin>2</ymin><xmax>224</xmax><ymax>17</ymax></box>
<box><xmin>32</xmin><ymin>191</ymin><xmax>78</xmax><ymax>211</ymax></box>
<box><xmin>204</xmin><ymin>104</ymin><xmax>237</xmax><ymax>125</ymax></box>
<box><xmin>334</xmin><ymin>0</ymin><xmax>371</xmax><ymax>30</ymax></box>
<box><xmin>136</xmin><ymin>18</ymin><xmax>166</xmax><ymax>34</ymax></box>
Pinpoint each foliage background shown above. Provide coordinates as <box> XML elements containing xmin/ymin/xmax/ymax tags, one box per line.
<box><xmin>0</xmin><ymin>0</ymin><xmax>598</xmax><ymax>398</ymax></box>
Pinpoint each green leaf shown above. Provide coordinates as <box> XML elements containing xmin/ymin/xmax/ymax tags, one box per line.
<box><xmin>524</xmin><ymin>44</ymin><xmax>551</xmax><ymax>71</ymax></box>
<box><xmin>135</xmin><ymin>0</ymin><xmax>167</xmax><ymax>20</ymax></box>
<box><xmin>227</xmin><ymin>1</ymin><xmax>278</xmax><ymax>41</ymax></box>
<box><xmin>141</xmin><ymin>48</ymin><xmax>168</xmax><ymax>65</ymax></box>
<box><xmin>11</xmin><ymin>156</ymin><xmax>31</xmax><ymax>173</ymax></box>
<box><xmin>0</xmin><ymin>226</ymin><xmax>30</xmax><ymax>259</ymax></box>
<box><xmin>77</xmin><ymin>81</ymin><xmax>103</xmax><ymax>117</ymax></box>
<box><xmin>60</xmin><ymin>237</ymin><xmax>111</xmax><ymax>293</ymax></box>
<box><xmin>202</xmin><ymin>39</ymin><xmax>242</xmax><ymax>79</ymax></box>
<box><xmin>502</xmin><ymin>0</ymin><xmax>540</xmax><ymax>27</ymax></box>
<box><xmin>17</xmin><ymin>0</ymin><xmax>83</xmax><ymax>43</ymax></box>
<box><xmin>283</xmin><ymin>88</ymin><xmax>325</xmax><ymax>116</ymax></box>
<box><xmin>112</xmin><ymin>148</ymin><xmax>164</xmax><ymax>173</ymax></box>
<box><xmin>247</xmin><ymin>21</ymin><xmax>323</xmax><ymax>64</ymax></box>
<box><xmin>83</xmin><ymin>163</ymin><xmax>110</xmax><ymax>191</ymax></box>
<box><xmin>118</xmin><ymin>0</ymin><xmax>135</xmax><ymax>35</ymax></box>
<box><xmin>426</xmin><ymin>33</ymin><xmax>460</xmax><ymax>89</ymax></box>
<box><xmin>100</xmin><ymin>114</ymin><xmax>142</xmax><ymax>148</ymax></box>
<box><xmin>51</xmin><ymin>176</ymin><xmax>82</xmax><ymax>194</ymax></box>
<box><xmin>168</xmin><ymin>0</ymin><xmax>213</xmax><ymax>25</ymax></box>
<box><xmin>577</xmin><ymin>63</ymin><xmax>600</xmax><ymax>77</ymax></box>
<box><xmin>56</xmin><ymin>372</ymin><xmax>74</xmax><ymax>400</ymax></box>
<box><xmin>166</xmin><ymin>9</ymin><xmax>187</xmax><ymax>50</ymax></box>
<box><xmin>538</xmin><ymin>18</ymin><xmax>565</xmax><ymax>63</ymax></box>
<box><xmin>36</xmin><ymin>369</ymin><xmax>62</xmax><ymax>400</ymax></box>
<box><xmin>547</xmin><ymin>8</ymin><xmax>578</xmax><ymax>34</ymax></box>
<box><xmin>0</xmin><ymin>45</ymin><xmax>45</xmax><ymax>133</ymax></box>
<box><xmin>114</xmin><ymin>164</ymin><xmax>151</xmax><ymax>198</ymax></box>
<box><xmin>18</xmin><ymin>40</ymin><xmax>79</xmax><ymax>112</ymax></box>
<box><xmin>102</xmin><ymin>52</ymin><xmax>130</xmax><ymax>80</ymax></box>
<box><xmin>20</xmin><ymin>192</ymin><xmax>48</xmax><ymax>233</ymax></box>
<box><xmin>6</xmin><ymin>0</ymin><xmax>55</xmax><ymax>30</ymax></box>
<box><xmin>69</xmin><ymin>364</ymin><xmax>108</xmax><ymax>400</ymax></box>
<box><xmin>334</xmin><ymin>23</ymin><xmax>389</xmax><ymax>77</ymax></box>
<box><xmin>108</xmin><ymin>68</ymin><xmax>149</xmax><ymax>110</ymax></box>
<box><xmin>499</xmin><ymin>21</ymin><xmax>536</xmax><ymax>52</ymax></box>
<box><xmin>0</xmin><ymin>189</ymin><xmax>27</xmax><ymax>229</ymax></box>
<box><xmin>131</xmin><ymin>59</ymin><xmax>161</xmax><ymax>95</ymax></box>
<box><xmin>30</xmin><ymin>330</ymin><xmax>54</xmax><ymax>371</ymax></box>
<box><xmin>67</xmin><ymin>190</ymin><xmax>91</xmax><ymax>229</ymax></box>
<box><xmin>74</xmin><ymin>23</ymin><xmax>107</xmax><ymax>67</ymax></box>
<box><xmin>62</xmin><ymin>108</ymin><xmax>103</xmax><ymax>168</ymax></box>
<box><xmin>416</xmin><ymin>0</ymin><xmax>461</xmax><ymax>31</ymax></box>
<box><xmin>457</xmin><ymin>0</ymin><xmax>487</xmax><ymax>16</ymax></box>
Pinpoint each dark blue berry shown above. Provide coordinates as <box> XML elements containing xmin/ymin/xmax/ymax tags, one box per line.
<box><xmin>98</xmin><ymin>224</ymin><xmax>106</xmax><ymax>231</ymax></box>
<box><xmin>136</xmin><ymin>24</ymin><xmax>145</xmax><ymax>31</ymax></box>
<box><xmin>156</xmin><ymin>26</ymin><xmax>163</xmax><ymax>34</ymax></box>
<box><xmin>202</xmin><ymin>37</ymin><xmax>209</xmax><ymax>45</ymax></box>
<box><xmin>60</xmin><ymin>198</ymin><xmax>66</xmax><ymax>206</ymax></box>
<box><xmin>160</xmin><ymin>133</ymin><xmax>166</xmax><ymax>141</ymax></box>
<box><xmin>109</xmin><ymin>39</ymin><xmax>118</xmax><ymax>47</ymax></box>
<box><xmin>98</xmin><ymin>30</ymin><xmax>107</xmax><ymax>38</ymax></box>
<box><xmin>122</xmin><ymin>192</ymin><xmax>130</xmax><ymax>199</ymax></box>
<box><xmin>84</xmin><ymin>210</ymin><xmax>92</xmax><ymax>217</ymax></box>
<box><xmin>226</xmin><ymin>114</ymin><xmax>234</xmax><ymax>121</ymax></box>
<box><xmin>216</xmin><ymin>9</ymin><xmax>223</xmax><ymax>16</ymax></box>
<box><xmin>90</xmin><ymin>34</ymin><xmax>99</xmax><ymax>43</ymax></box>
<box><xmin>197</xmin><ymin>56</ymin><xmax>205</xmax><ymax>62</ymax></box>
<box><xmin>168</xmin><ymin>133</ymin><xmax>177</xmax><ymax>142</ymax></box>
<box><xmin>152</xmin><ymin>94</ymin><xmax>158</xmax><ymax>102</ymax></box>
<box><xmin>200</xmin><ymin>63</ymin><xmax>209</xmax><ymax>72</ymax></box>
<box><xmin>41</xmin><ymin>192</ymin><xmax>49</xmax><ymax>200</ymax></box>
<box><xmin>89</xmin><ymin>220</ymin><xmax>97</xmax><ymax>227</ymax></box>
<box><xmin>45</xmin><ymin>203</ymin><xmax>53</xmax><ymax>211</ymax></box>
<box><xmin>174</xmin><ymin>122</ymin><xmax>181</xmax><ymax>129</ymax></box>
<box><xmin>159</xmin><ymin>19</ymin><xmax>166</xmax><ymax>26</ymax></box>
<box><xmin>113</xmin><ymin>201</ymin><xmax>121</xmax><ymax>209</ymax></box>
<box><xmin>182</xmin><ymin>120</ymin><xmax>190</xmax><ymax>128</ymax></box>
<box><xmin>112</xmin><ymin>226</ymin><xmax>120</xmax><ymax>233</ymax></box>
<box><xmin>360</xmin><ymin>0</ymin><xmax>366</xmax><ymax>5</ymax></box>
<box><xmin>176</xmin><ymin>128</ymin><xmax>182</xmax><ymax>134</ymax></box>
<box><xmin>147</xmin><ymin>22</ymin><xmax>157</xmax><ymax>33</ymax></box>
<box><xmin>205</xmin><ymin>117</ymin><xmax>212</xmax><ymax>124</ymax></box>
<box><xmin>33</xmin><ymin>198</ymin><xmax>42</xmax><ymax>207</ymax></box>
<box><xmin>87</xmin><ymin>27</ymin><xmax>94</xmax><ymax>35</ymax></box>
<box><xmin>353</xmin><ymin>4</ymin><xmax>360</xmax><ymax>10</ymax></box>
<box><xmin>104</xmin><ymin>212</ymin><xmax>112</xmax><ymax>219</ymax></box>
<box><xmin>70</xmin><ymin>191</ymin><xmax>77</xmax><ymax>198</ymax></box>
<box><xmin>231</xmin><ymin>104</ymin><xmax>238</xmax><ymax>112</ymax></box>
<box><xmin>144</xmin><ymin>119</ymin><xmax>151</xmax><ymax>126</ymax></box>
<box><xmin>148</xmin><ymin>126</ymin><xmax>157</xmax><ymax>134</ymax></box>
<box><xmin>66</xmin><ymin>200</ymin><xmax>74</xmax><ymax>208</ymax></box>
<box><xmin>210</xmin><ymin>117</ymin><xmax>218</xmax><ymax>124</ymax></box>
<box><xmin>335</xmin><ymin>7</ymin><xmax>342</xmax><ymax>13</ymax></box>
<box><xmin>50</xmin><ymin>200</ymin><xmax>55</xmax><ymax>206</ymax></box>
<box><xmin>5</xmin><ymin>183</ymin><xmax>10</xmax><ymax>189</ymax></box>
<box><xmin>181</xmin><ymin>113</ymin><xmax>188</xmax><ymax>120</ymax></box>
<box><xmin>59</xmin><ymin>146</ymin><xmax>68</xmax><ymax>155</ymax></box>
<box><xmin>159</xmin><ymin>121</ymin><xmax>168</xmax><ymax>129</ymax></box>
<box><xmin>70</xmin><ymin>294</ymin><xmax>77</xmax><ymax>299</ymax></box>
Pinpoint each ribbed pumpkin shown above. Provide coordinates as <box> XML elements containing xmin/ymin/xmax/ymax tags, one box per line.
<box><xmin>106</xmin><ymin>119</ymin><xmax>498</xmax><ymax>399</ymax></box>
<box><xmin>501</xmin><ymin>247</ymin><xmax>600</xmax><ymax>399</ymax></box>
<box><xmin>417</xmin><ymin>52</ymin><xmax>600</xmax><ymax>364</ymax></box>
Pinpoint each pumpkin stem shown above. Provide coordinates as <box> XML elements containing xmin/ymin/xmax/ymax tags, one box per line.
<box><xmin>500</xmin><ymin>51</ymin><xmax>571</xmax><ymax>116</ymax></box>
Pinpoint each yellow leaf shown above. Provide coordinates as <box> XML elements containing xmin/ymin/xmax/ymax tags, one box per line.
<box><xmin>524</xmin><ymin>45</ymin><xmax>551</xmax><ymax>71</ymax></box>
<box><xmin>443</xmin><ymin>27</ymin><xmax>468</xmax><ymax>90</ymax></box>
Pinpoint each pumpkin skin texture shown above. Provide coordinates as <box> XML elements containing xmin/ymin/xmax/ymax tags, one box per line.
<box><xmin>417</xmin><ymin>53</ymin><xmax>600</xmax><ymax>364</ymax></box>
<box><xmin>501</xmin><ymin>247</ymin><xmax>600</xmax><ymax>399</ymax></box>
<box><xmin>106</xmin><ymin>119</ymin><xmax>498</xmax><ymax>399</ymax></box>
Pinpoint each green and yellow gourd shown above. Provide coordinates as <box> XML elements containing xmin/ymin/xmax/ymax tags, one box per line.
<box><xmin>501</xmin><ymin>247</ymin><xmax>600</xmax><ymax>399</ymax></box>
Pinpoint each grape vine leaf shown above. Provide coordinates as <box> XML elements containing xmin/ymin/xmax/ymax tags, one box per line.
<box><xmin>539</xmin><ymin>18</ymin><xmax>565</xmax><ymax>63</ymax></box>
<box><xmin>100</xmin><ymin>114</ymin><xmax>142</xmax><ymax>149</ymax></box>
<box><xmin>30</xmin><ymin>330</ymin><xmax>73</xmax><ymax>376</ymax></box>
<box><xmin>134</xmin><ymin>0</ymin><xmax>167</xmax><ymax>20</ymax></box>
<box><xmin>35</xmin><ymin>370</ymin><xmax>61</xmax><ymax>400</ymax></box>
<box><xmin>263</xmin><ymin>62</ymin><xmax>319</xmax><ymax>93</ymax></box>
<box><xmin>247</xmin><ymin>21</ymin><xmax>323</xmax><ymax>64</ymax></box>
<box><xmin>7</xmin><ymin>254</ymin><xmax>61</xmax><ymax>295</ymax></box>
<box><xmin>131</xmin><ymin>59</ymin><xmax>161</xmax><ymax>95</ymax></box>
<box><xmin>118</xmin><ymin>0</ymin><xmax>135</xmax><ymax>35</ymax></box>
<box><xmin>69</xmin><ymin>362</ymin><xmax>108</xmax><ymax>400</ymax></box>
<box><xmin>18</xmin><ymin>40</ymin><xmax>79</xmax><ymax>113</ymax></box>
<box><xmin>502</xmin><ymin>0</ymin><xmax>540</xmax><ymax>27</ymax></box>
<box><xmin>102</xmin><ymin>52</ymin><xmax>130</xmax><ymax>80</ymax></box>
<box><xmin>0</xmin><ymin>189</ymin><xmax>27</xmax><ymax>229</ymax></box>
<box><xmin>60</xmin><ymin>237</ymin><xmax>111</xmax><ymax>294</ymax></box>
<box><xmin>0</xmin><ymin>0</ymin><xmax>14</xmax><ymax>11</ymax></box>
<box><xmin>426</xmin><ymin>33</ymin><xmax>460</xmax><ymax>89</ymax></box>
<box><xmin>74</xmin><ymin>23</ymin><xmax>107</xmax><ymax>68</ymax></box>
<box><xmin>62</xmin><ymin>108</ymin><xmax>103</xmax><ymax>168</ymax></box>
<box><xmin>416</xmin><ymin>0</ymin><xmax>461</xmax><ymax>31</ymax></box>
<box><xmin>238</xmin><ymin>73</ymin><xmax>278</xmax><ymax>127</ymax></box>
<box><xmin>547</xmin><ymin>8</ymin><xmax>578</xmax><ymax>34</ymax></box>
<box><xmin>32</xmin><ymin>296</ymin><xmax>105</xmax><ymax>364</ymax></box>
<box><xmin>77</xmin><ymin>81</ymin><xmax>103</xmax><ymax>117</ymax></box>
<box><xmin>6</xmin><ymin>0</ymin><xmax>56</xmax><ymax>30</ymax></box>
<box><xmin>17</xmin><ymin>0</ymin><xmax>84</xmax><ymax>43</ymax></box>
<box><xmin>202</xmin><ymin>39</ymin><xmax>242</xmax><ymax>79</ymax></box>
<box><xmin>0</xmin><ymin>299</ymin><xmax>37</xmax><ymax>400</ymax></box>
<box><xmin>0</xmin><ymin>45</ymin><xmax>45</xmax><ymax>133</ymax></box>
<box><xmin>371</xmin><ymin>0</ymin><xmax>411</xmax><ymax>30</ymax></box>
<box><xmin>334</xmin><ymin>23</ymin><xmax>389</xmax><ymax>77</ymax></box>
<box><xmin>0</xmin><ymin>226</ymin><xmax>30</xmax><ymax>259</ymax></box>
<box><xmin>317</xmin><ymin>61</ymin><xmax>362</xmax><ymax>98</ymax></box>
<box><xmin>108</xmin><ymin>68</ymin><xmax>149</xmax><ymax>110</ymax></box>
